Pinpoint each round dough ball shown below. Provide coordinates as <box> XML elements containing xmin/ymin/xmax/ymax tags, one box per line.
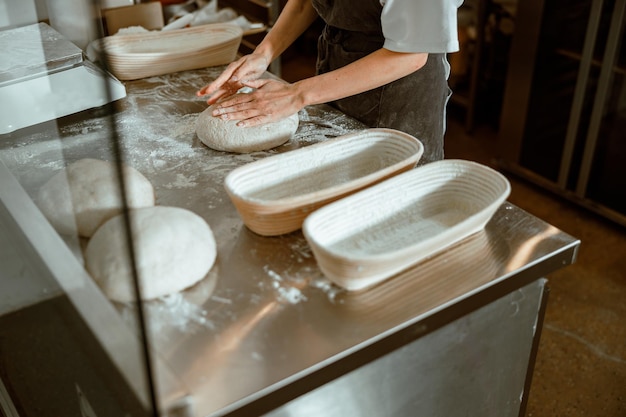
<box><xmin>85</xmin><ymin>206</ymin><xmax>217</xmax><ymax>302</ymax></box>
<box><xmin>195</xmin><ymin>105</ymin><xmax>299</xmax><ymax>153</ymax></box>
<box><xmin>37</xmin><ymin>158</ymin><xmax>155</xmax><ymax>237</ymax></box>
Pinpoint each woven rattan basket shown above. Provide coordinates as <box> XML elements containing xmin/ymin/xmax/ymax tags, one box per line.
<box><xmin>96</xmin><ymin>23</ymin><xmax>242</xmax><ymax>80</ymax></box>
<box><xmin>302</xmin><ymin>159</ymin><xmax>511</xmax><ymax>291</ymax></box>
<box><xmin>224</xmin><ymin>128</ymin><xmax>424</xmax><ymax>236</ymax></box>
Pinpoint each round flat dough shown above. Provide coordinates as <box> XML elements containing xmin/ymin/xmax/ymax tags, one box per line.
<box><xmin>85</xmin><ymin>206</ymin><xmax>217</xmax><ymax>302</ymax></box>
<box><xmin>196</xmin><ymin>102</ymin><xmax>299</xmax><ymax>153</ymax></box>
<box><xmin>37</xmin><ymin>158</ymin><xmax>155</xmax><ymax>237</ymax></box>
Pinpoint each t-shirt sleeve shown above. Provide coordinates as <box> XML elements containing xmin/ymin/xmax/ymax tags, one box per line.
<box><xmin>380</xmin><ymin>0</ymin><xmax>463</xmax><ymax>53</ymax></box>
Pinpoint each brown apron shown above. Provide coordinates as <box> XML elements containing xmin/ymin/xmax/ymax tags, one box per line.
<box><xmin>312</xmin><ymin>0</ymin><xmax>451</xmax><ymax>164</ymax></box>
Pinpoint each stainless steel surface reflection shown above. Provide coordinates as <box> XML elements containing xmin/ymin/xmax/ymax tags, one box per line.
<box><xmin>0</xmin><ymin>68</ymin><xmax>580</xmax><ymax>417</ymax></box>
<box><xmin>266</xmin><ymin>279</ymin><xmax>548</xmax><ymax>417</ymax></box>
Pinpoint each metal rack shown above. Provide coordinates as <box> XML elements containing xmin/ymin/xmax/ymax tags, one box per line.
<box><xmin>498</xmin><ymin>0</ymin><xmax>626</xmax><ymax>227</ymax></box>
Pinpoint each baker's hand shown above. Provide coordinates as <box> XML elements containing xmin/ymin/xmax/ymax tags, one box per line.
<box><xmin>196</xmin><ymin>53</ymin><xmax>269</xmax><ymax>104</ymax></box>
<box><xmin>211</xmin><ymin>78</ymin><xmax>304</xmax><ymax>127</ymax></box>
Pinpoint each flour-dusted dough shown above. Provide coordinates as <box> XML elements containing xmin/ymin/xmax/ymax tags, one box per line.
<box><xmin>85</xmin><ymin>206</ymin><xmax>217</xmax><ymax>302</ymax></box>
<box><xmin>195</xmin><ymin>104</ymin><xmax>299</xmax><ymax>153</ymax></box>
<box><xmin>37</xmin><ymin>158</ymin><xmax>155</xmax><ymax>237</ymax></box>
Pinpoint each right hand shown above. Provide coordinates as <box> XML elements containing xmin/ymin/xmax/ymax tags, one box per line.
<box><xmin>196</xmin><ymin>53</ymin><xmax>270</xmax><ymax>104</ymax></box>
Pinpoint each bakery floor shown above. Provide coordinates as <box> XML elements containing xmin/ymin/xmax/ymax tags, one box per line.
<box><xmin>281</xmin><ymin>56</ymin><xmax>626</xmax><ymax>417</ymax></box>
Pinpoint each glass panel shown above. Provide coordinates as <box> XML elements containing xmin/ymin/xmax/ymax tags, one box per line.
<box><xmin>0</xmin><ymin>2</ymin><xmax>156</xmax><ymax>415</ymax></box>
<box><xmin>518</xmin><ymin>0</ymin><xmax>622</xmax><ymax>194</ymax></box>
<box><xmin>585</xmin><ymin>13</ymin><xmax>626</xmax><ymax>214</ymax></box>
<box><xmin>519</xmin><ymin>0</ymin><xmax>595</xmax><ymax>182</ymax></box>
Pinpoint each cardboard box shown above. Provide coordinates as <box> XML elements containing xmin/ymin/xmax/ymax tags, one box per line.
<box><xmin>102</xmin><ymin>2</ymin><xmax>164</xmax><ymax>35</ymax></box>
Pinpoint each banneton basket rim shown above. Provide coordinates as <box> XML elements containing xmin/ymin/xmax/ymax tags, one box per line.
<box><xmin>302</xmin><ymin>159</ymin><xmax>511</xmax><ymax>290</ymax></box>
<box><xmin>224</xmin><ymin>127</ymin><xmax>424</xmax><ymax>210</ymax></box>
<box><xmin>97</xmin><ymin>23</ymin><xmax>243</xmax><ymax>57</ymax></box>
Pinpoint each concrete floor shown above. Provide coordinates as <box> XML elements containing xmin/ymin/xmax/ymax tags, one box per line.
<box><xmin>281</xmin><ymin>56</ymin><xmax>626</xmax><ymax>417</ymax></box>
<box><xmin>444</xmin><ymin>116</ymin><xmax>626</xmax><ymax>417</ymax></box>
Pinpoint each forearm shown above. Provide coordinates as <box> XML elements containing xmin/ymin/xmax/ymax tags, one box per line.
<box><xmin>255</xmin><ymin>0</ymin><xmax>319</xmax><ymax>63</ymax></box>
<box><xmin>294</xmin><ymin>49</ymin><xmax>428</xmax><ymax>107</ymax></box>
<box><xmin>208</xmin><ymin>49</ymin><xmax>429</xmax><ymax>128</ymax></box>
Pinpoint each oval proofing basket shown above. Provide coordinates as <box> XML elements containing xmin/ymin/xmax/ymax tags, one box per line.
<box><xmin>97</xmin><ymin>23</ymin><xmax>243</xmax><ymax>80</ymax></box>
<box><xmin>224</xmin><ymin>128</ymin><xmax>424</xmax><ymax>236</ymax></box>
<box><xmin>302</xmin><ymin>159</ymin><xmax>512</xmax><ymax>291</ymax></box>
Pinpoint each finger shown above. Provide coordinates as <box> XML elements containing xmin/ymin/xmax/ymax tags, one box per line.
<box><xmin>196</xmin><ymin>84</ymin><xmax>212</xmax><ymax>96</ymax></box>
<box><xmin>236</xmin><ymin>114</ymin><xmax>268</xmax><ymax>127</ymax></box>
<box><xmin>212</xmin><ymin>99</ymin><xmax>250</xmax><ymax>117</ymax></box>
<box><xmin>216</xmin><ymin>101</ymin><xmax>267</xmax><ymax>121</ymax></box>
<box><xmin>212</xmin><ymin>95</ymin><xmax>245</xmax><ymax>116</ymax></box>
<box><xmin>207</xmin><ymin>80</ymin><xmax>246</xmax><ymax>104</ymax></box>
<box><xmin>229</xmin><ymin>67</ymin><xmax>246</xmax><ymax>83</ymax></box>
<box><xmin>199</xmin><ymin>61</ymin><xmax>244</xmax><ymax>97</ymax></box>
<box><xmin>197</xmin><ymin>81</ymin><xmax>222</xmax><ymax>97</ymax></box>
<box><xmin>204</xmin><ymin>73</ymin><xmax>233</xmax><ymax>96</ymax></box>
<box><xmin>221</xmin><ymin>58</ymin><xmax>257</xmax><ymax>84</ymax></box>
<box><xmin>206</xmin><ymin>89</ymin><xmax>229</xmax><ymax>105</ymax></box>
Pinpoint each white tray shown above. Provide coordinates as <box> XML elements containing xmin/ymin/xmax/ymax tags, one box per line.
<box><xmin>224</xmin><ymin>128</ymin><xmax>424</xmax><ymax>236</ymax></box>
<box><xmin>302</xmin><ymin>159</ymin><xmax>511</xmax><ymax>291</ymax></box>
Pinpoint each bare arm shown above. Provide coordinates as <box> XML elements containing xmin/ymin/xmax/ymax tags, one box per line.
<box><xmin>213</xmin><ymin>49</ymin><xmax>428</xmax><ymax>126</ymax></box>
<box><xmin>255</xmin><ymin>0</ymin><xmax>319</xmax><ymax>64</ymax></box>
<box><xmin>296</xmin><ymin>49</ymin><xmax>428</xmax><ymax>107</ymax></box>
<box><xmin>196</xmin><ymin>0</ymin><xmax>318</xmax><ymax>100</ymax></box>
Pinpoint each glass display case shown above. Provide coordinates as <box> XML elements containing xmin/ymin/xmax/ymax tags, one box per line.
<box><xmin>0</xmin><ymin>13</ymin><xmax>181</xmax><ymax>417</ymax></box>
<box><xmin>1</xmin><ymin>2</ymin><xmax>581</xmax><ymax>417</ymax></box>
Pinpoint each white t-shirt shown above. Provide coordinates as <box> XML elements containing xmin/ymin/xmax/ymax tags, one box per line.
<box><xmin>381</xmin><ymin>0</ymin><xmax>464</xmax><ymax>53</ymax></box>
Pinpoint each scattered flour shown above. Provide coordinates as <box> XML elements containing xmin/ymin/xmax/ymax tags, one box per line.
<box><xmin>119</xmin><ymin>293</ymin><xmax>214</xmax><ymax>342</ymax></box>
<box><xmin>117</xmin><ymin>267</ymin><xmax>219</xmax><ymax>343</ymax></box>
<box><xmin>164</xmin><ymin>173</ymin><xmax>198</xmax><ymax>189</ymax></box>
<box><xmin>289</xmin><ymin>237</ymin><xmax>313</xmax><ymax>261</ymax></box>
<box><xmin>1</xmin><ymin>68</ymin><xmax>358</xmax><ymax>332</ymax></box>
<box><xmin>263</xmin><ymin>259</ymin><xmax>344</xmax><ymax>305</ymax></box>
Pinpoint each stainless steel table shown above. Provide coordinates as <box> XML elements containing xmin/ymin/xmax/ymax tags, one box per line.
<box><xmin>0</xmin><ymin>67</ymin><xmax>580</xmax><ymax>417</ymax></box>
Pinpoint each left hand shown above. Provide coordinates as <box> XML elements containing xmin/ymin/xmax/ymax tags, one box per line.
<box><xmin>211</xmin><ymin>78</ymin><xmax>305</xmax><ymax>127</ymax></box>
<box><xmin>196</xmin><ymin>52</ymin><xmax>269</xmax><ymax>105</ymax></box>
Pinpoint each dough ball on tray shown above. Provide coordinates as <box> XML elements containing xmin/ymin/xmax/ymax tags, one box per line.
<box><xmin>37</xmin><ymin>158</ymin><xmax>155</xmax><ymax>238</ymax></box>
<box><xmin>85</xmin><ymin>206</ymin><xmax>217</xmax><ymax>302</ymax></box>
